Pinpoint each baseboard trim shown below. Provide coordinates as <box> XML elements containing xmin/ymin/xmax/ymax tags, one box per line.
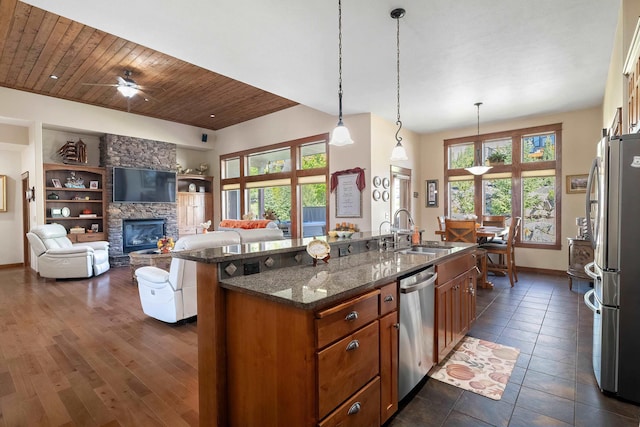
<box><xmin>0</xmin><ymin>263</ymin><xmax>24</xmax><ymax>269</ymax></box>
<box><xmin>516</xmin><ymin>266</ymin><xmax>565</xmax><ymax>277</ymax></box>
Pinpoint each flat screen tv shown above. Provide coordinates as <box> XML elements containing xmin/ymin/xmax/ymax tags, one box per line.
<box><xmin>113</xmin><ymin>167</ymin><xmax>176</xmax><ymax>203</ymax></box>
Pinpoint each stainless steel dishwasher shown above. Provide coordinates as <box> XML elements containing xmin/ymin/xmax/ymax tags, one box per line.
<box><xmin>398</xmin><ymin>266</ymin><xmax>437</xmax><ymax>401</ymax></box>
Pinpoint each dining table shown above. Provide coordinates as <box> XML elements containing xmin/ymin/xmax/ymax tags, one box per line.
<box><xmin>435</xmin><ymin>225</ymin><xmax>509</xmax><ymax>289</ymax></box>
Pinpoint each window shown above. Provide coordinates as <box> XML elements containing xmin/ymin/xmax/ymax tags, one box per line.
<box><xmin>220</xmin><ymin>134</ymin><xmax>329</xmax><ymax>239</ymax></box>
<box><xmin>444</xmin><ymin>123</ymin><xmax>562</xmax><ymax>249</ymax></box>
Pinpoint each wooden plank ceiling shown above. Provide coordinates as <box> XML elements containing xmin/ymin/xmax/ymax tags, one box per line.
<box><xmin>0</xmin><ymin>0</ymin><xmax>298</xmax><ymax>130</ymax></box>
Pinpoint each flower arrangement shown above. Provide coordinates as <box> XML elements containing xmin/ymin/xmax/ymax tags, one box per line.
<box><xmin>263</xmin><ymin>209</ymin><xmax>277</xmax><ymax>220</ymax></box>
<box><xmin>199</xmin><ymin>220</ymin><xmax>212</xmax><ymax>233</ymax></box>
<box><xmin>157</xmin><ymin>236</ymin><xmax>175</xmax><ymax>253</ymax></box>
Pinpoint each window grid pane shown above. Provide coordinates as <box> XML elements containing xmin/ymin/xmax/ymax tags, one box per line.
<box><xmin>522</xmin><ymin>132</ymin><xmax>556</xmax><ymax>163</ymax></box>
<box><xmin>448</xmin><ymin>143</ymin><xmax>474</xmax><ymax>169</ymax></box>
<box><xmin>300</xmin><ymin>142</ymin><xmax>327</xmax><ymax>170</ymax></box>
<box><xmin>448</xmin><ymin>180</ymin><xmax>475</xmax><ymax>218</ymax></box>
<box><xmin>482</xmin><ymin>177</ymin><xmax>512</xmax><ymax>216</ymax></box>
<box><xmin>246</xmin><ymin>148</ymin><xmax>291</xmax><ymax>176</ymax></box>
<box><xmin>522</xmin><ymin>175</ymin><xmax>556</xmax><ymax>243</ymax></box>
<box><xmin>483</xmin><ymin>138</ymin><xmax>512</xmax><ymax>165</ymax></box>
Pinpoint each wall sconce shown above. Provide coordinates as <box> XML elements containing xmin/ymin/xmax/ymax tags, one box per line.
<box><xmin>25</xmin><ymin>186</ymin><xmax>35</xmax><ymax>202</ymax></box>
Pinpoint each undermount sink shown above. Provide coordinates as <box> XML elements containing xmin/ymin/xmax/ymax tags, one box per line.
<box><xmin>398</xmin><ymin>245</ymin><xmax>452</xmax><ymax>256</ymax></box>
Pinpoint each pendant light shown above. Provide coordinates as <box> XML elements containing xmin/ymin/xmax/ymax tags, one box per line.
<box><xmin>390</xmin><ymin>8</ymin><xmax>408</xmax><ymax>161</ymax></box>
<box><xmin>329</xmin><ymin>0</ymin><xmax>354</xmax><ymax>146</ymax></box>
<box><xmin>464</xmin><ymin>102</ymin><xmax>492</xmax><ymax>175</ymax></box>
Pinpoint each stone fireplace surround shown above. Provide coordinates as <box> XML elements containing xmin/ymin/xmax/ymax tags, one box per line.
<box><xmin>100</xmin><ymin>134</ymin><xmax>178</xmax><ymax>267</ymax></box>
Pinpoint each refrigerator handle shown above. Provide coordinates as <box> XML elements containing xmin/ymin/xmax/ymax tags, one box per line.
<box><xmin>584</xmin><ymin>289</ymin><xmax>600</xmax><ymax>314</ymax></box>
<box><xmin>584</xmin><ymin>261</ymin><xmax>599</xmax><ymax>282</ymax></box>
<box><xmin>585</xmin><ymin>157</ymin><xmax>599</xmax><ymax>249</ymax></box>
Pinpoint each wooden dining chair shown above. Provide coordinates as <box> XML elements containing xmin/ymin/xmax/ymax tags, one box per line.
<box><xmin>481</xmin><ymin>215</ymin><xmax>506</xmax><ymax>228</ymax></box>
<box><xmin>481</xmin><ymin>217</ymin><xmax>521</xmax><ymax>287</ymax></box>
<box><xmin>437</xmin><ymin>216</ymin><xmax>447</xmax><ymax>241</ymax></box>
<box><xmin>444</xmin><ymin>219</ymin><xmax>477</xmax><ymax>243</ymax></box>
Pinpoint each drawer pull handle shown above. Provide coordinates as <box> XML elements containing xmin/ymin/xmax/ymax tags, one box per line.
<box><xmin>347</xmin><ymin>402</ymin><xmax>361</xmax><ymax>415</ymax></box>
<box><xmin>384</xmin><ymin>295</ymin><xmax>394</xmax><ymax>302</ymax></box>
<box><xmin>345</xmin><ymin>311</ymin><xmax>358</xmax><ymax>321</ymax></box>
<box><xmin>346</xmin><ymin>339</ymin><xmax>360</xmax><ymax>351</ymax></box>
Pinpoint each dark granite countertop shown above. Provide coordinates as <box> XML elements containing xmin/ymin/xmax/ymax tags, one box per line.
<box><xmin>172</xmin><ymin>232</ymin><xmax>382</xmax><ymax>263</ymax></box>
<box><xmin>174</xmin><ymin>233</ymin><xmax>477</xmax><ymax>310</ymax></box>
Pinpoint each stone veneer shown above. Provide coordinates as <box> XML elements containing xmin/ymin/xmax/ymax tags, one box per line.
<box><xmin>100</xmin><ymin>134</ymin><xmax>177</xmax><ymax>267</ymax></box>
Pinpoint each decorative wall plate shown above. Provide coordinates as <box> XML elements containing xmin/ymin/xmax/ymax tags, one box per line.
<box><xmin>382</xmin><ymin>191</ymin><xmax>390</xmax><ymax>202</ymax></box>
<box><xmin>61</xmin><ymin>206</ymin><xmax>71</xmax><ymax>217</ymax></box>
<box><xmin>373</xmin><ymin>176</ymin><xmax>382</xmax><ymax>188</ymax></box>
<box><xmin>306</xmin><ymin>239</ymin><xmax>330</xmax><ymax>260</ymax></box>
<box><xmin>373</xmin><ymin>189</ymin><xmax>381</xmax><ymax>201</ymax></box>
<box><xmin>188</xmin><ymin>183</ymin><xmax>197</xmax><ymax>192</ymax></box>
<box><xmin>382</xmin><ymin>177</ymin><xmax>390</xmax><ymax>189</ymax></box>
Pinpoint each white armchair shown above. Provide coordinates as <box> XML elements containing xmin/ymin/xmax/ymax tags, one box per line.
<box><xmin>26</xmin><ymin>223</ymin><xmax>110</xmax><ymax>279</ymax></box>
<box><xmin>135</xmin><ymin>231</ymin><xmax>241</xmax><ymax>323</ymax></box>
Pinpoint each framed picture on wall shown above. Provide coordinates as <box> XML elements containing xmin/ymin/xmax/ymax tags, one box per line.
<box><xmin>566</xmin><ymin>174</ymin><xmax>588</xmax><ymax>194</ymax></box>
<box><xmin>426</xmin><ymin>179</ymin><xmax>438</xmax><ymax>207</ymax></box>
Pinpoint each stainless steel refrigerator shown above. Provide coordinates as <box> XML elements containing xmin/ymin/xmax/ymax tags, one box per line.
<box><xmin>584</xmin><ymin>133</ymin><xmax>640</xmax><ymax>403</ymax></box>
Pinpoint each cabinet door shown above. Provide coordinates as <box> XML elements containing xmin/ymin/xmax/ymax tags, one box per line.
<box><xmin>436</xmin><ymin>272</ymin><xmax>470</xmax><ymax>363</ymax></box>
<box><xmin>379</xmin><ymin>311</ymin><xmax>398</xmax><ymax>424</ymax></box>
<box><xmin>178</xmin><ymin>193</ymin><xmax>206</xmax><ymax>235</ymax></box>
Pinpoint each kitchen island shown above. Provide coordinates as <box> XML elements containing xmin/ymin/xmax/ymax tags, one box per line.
<box><xmin>173</xmin><ymin>233</ymin><xmax>477</xmax><ymax>426</ymax></box>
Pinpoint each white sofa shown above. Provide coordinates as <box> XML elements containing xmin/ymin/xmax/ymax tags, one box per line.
<box><xmin>217</xmin><ymin>219</ymin><xmax>284</xmax><ymax>243</ymax></box>
<box><xmin>26</xmin><ymin>223</ymin><xmax>110</xmax><ymax>279</ymax></box>
<box><xmin>135</xmin><ymin>231</ymin><xmax>241</xmax><ymax>323</ymax></box>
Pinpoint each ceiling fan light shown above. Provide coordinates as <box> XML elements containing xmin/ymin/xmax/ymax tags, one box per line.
<box><xmin>390</xmin><ymin>141</ymin><xmax>408</xmax><ymax>161</ymax></box>
<box><xmin>117</xmin><ymin>85</ymin><xmax>137</xmax><ymax>98</ymax></box>
<box><xmin>329</xmin><ymin>122</ymin><xmax>354</xmax><ymax>146</ymax></box>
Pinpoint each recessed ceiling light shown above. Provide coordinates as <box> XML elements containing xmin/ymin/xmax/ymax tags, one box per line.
<box><xmin>49</xmin><ymin>74</ymin><xmax>58</xmax><ymax>79</ymax></box>
<box><xmin>210</xmin><ymin>114</ymin><xmax>215</xmax><ymax>118</ymax></box>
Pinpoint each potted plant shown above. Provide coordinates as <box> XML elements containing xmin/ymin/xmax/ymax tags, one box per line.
<box><xmin>487</xmin><ymin>150</ymin><xmax>508</xmax><ymax>165</ymax></box>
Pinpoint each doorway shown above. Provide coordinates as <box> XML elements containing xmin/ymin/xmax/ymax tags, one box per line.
<box><xmin>21</xmin><ymin>172</ymin><xmax>30</xmax><ymax>267</ymax></box>
<box><xmin>390</xmin><ymin>165</ymin><xmax>412</xmax><ymax>229</ymax></box>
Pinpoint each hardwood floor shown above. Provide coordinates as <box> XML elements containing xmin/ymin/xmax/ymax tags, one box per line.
<box><xmin>0</xmin><ymin>266</ymin><xmax>198</xmax><ymax>426</ymax></box>
<box><xmin>4</xmin><ymin>265</ymin><xmax>638</xmax><ymax>426</ymax></box>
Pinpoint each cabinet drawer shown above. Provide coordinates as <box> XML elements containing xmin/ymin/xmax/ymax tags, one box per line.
<box><xmin>436</xmin><ymin>253</ymin><xmax>474</xmax><ymax>284</ymax></box>
<box><xmin>319</xmin><ymin>376</ymin><xmax>380</xmax><ymax>427</ymax></box>
<box><xmin>75</xmin><ymin>232</ymin><xmax>105</xmax><ymax>242</ymax></box>
<box><xmin>378</xmin><ymin>282</ymin><xmax>398</xmax><ymax>316</ymax></box>
<box><xmin>317</xmin><ymin>321</ymin><xmax>379</xmax><ymax>419</ymax></box>
<box><xmin>316</xmin><ymin>290</ymin><xmax>379</xmax><ymax>349</ymax></box>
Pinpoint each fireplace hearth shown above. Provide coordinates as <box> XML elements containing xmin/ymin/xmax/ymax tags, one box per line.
<box><xmin>123</xmin><ymin>219</ymin><xmax>166</xmax><ymax>253</ymax></box>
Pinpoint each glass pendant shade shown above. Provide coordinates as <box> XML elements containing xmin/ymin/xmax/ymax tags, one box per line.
<box><xmin>465</xmin><ymin>165</ymin><xmax>492</xmax><ymax>175</ymax></box>
<box><xmin>464</xmin><ymin>146</ymin><xmax>492</xmax><ymax>175</ymax></box>
<box><xmin>330</xmin><ymin>121</ymin><xmax>354</xmax><ymax>146</ymax></box>
<box><xmin>464</xmin><ymin>103</ymin><xmax>492</xmax><ymax>175</ymax></box>
<box><xmin>117</xmin><ymin>85</ymin><xmax>137</xmax><ymax>98</ymax></box>
<box><xmin>329</xmin><ymin>0</ymin><xmax>353</xmax><ymax>147</ymax></box>
<box><xmin>390</xmin><ymin>141</ymin><xmax>408</xmax><ymax>161</ymax></box>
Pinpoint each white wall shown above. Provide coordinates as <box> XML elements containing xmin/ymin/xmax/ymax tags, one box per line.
<box><xmin>370</xmin><ymin>113</ymin><xmax>421</xmax><ymax>232</ymax></box>
<box><xmin>417</xmin><ymin>106</ymin><xmax>602</xmax><ymax>272</ymax></box>
<box><xmin>0</xmin><ymin>144</ymin><xmax>26</xmax><ymax>265</ymax></box>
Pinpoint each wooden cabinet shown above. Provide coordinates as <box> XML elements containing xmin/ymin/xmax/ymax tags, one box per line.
<box><xmin>224</xmin><ymin>283</ymin><xmax>398</xmax><ymax>427</ymax></box>
<box><xmin>43</xmin><ymin>163</ymin><xmax>107</xmax><ymax>241</ymax></box>
<box><xmin>567</xmin><ymin>237</ymin><xmax>594</xmax><ymax>290</ymax></box>
<box><xmin>435</xmin><ymin>253</ymin><xmax>476</xmax><ymax>363</ymax></box>
<box><xmin>177</xmin><ymin>174</ymin><xmax>213</xmax><ymax>236</ymax></box>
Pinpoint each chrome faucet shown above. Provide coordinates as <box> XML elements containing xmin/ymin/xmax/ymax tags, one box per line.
<box><xmin>378</xmin><ymin>220</ymin><xmax>392</xmax><ymax>251</ymax></box>
<box><xmin>392</xmin><ymin>208</ymin><xmax>415</xmax><ymax>247</ymax></box>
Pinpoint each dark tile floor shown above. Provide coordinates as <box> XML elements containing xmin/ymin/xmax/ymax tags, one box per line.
<box><xmin>387</xmin><ymin>271</ymin><xmax>640</xmax><ymax>427</ymax></box>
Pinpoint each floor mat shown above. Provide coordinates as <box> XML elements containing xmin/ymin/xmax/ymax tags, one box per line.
<box><xmin>429</xmin><ymin>336</ymin><xmax>520</xmax><ymax>400</ymax></box>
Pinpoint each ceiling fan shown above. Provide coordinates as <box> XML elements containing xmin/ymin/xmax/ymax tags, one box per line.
<box><xmin>82</xmin><ymin>70</ymin><xmax>154</xmax><ymax>111</ymax></box>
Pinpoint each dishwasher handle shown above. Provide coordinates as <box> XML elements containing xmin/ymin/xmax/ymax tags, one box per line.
<box><xmin>400</xmin><ymin>272</ymin><xmax>437</xmax><ymax>294</ymax></box>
